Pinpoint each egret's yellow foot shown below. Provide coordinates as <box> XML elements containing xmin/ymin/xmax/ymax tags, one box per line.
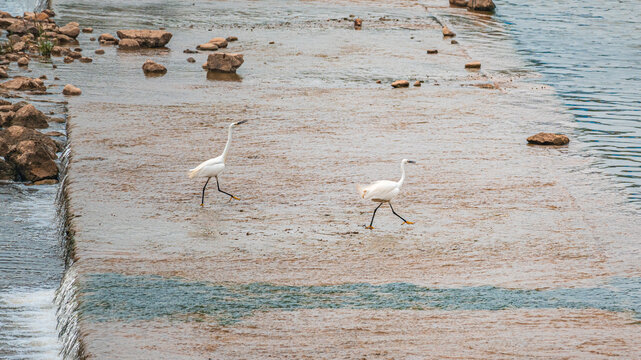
<box><xmin>366</xmin><ymin>225</ymin><xmax>374</xmax><ymax>230</ymax></box>
<box><xmin>232</xmin><ymin>196</ymin><xmax>240</xmax><ymax>201</ymax></box>
<box><xmin>404</xmin><ymin>221</ymin><xmax>414</xmax><ymax>225</ymax></box>
<box><xmin>200</xmin><ymin>203</ymin><xmax>204</xmax><ymax>207</ymax></box>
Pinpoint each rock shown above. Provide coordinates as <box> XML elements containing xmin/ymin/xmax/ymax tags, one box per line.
<box><xmin>204</xmin><ymin>53</ymin><xmax>244</xmax><ymax>73</ymax></box>
<box><xmin>0</xmin><ymin>100</ymin><xmax>11</xmax><ymax>106</ymax></box>
<box><xmin>31</xmin><ymin>179</ymin><xmax>58</xmax><ymax>185</ymax></box>
<box><xmin>43</xmin><ymin>9</ymin><xmax>55</xmax><ymax>17</ymax></box>
<box><xmin>269</xmin><ymin>41</ymin><xmax>275</xmax><ymax>44</ymax></box>
<box><xmin>17</xmin><ymin>57</ymin><xmax>29</xmax><ymax>67</ymax></box>
<box><xmin>142</xmin><ymin>60</ymin><xmax>167</xmax><ymax>75</ymax></box>
<box><xmin>11</xmin><ymin>102</ymin><xmax>28</xmax><ymax>111</ymax></box>
<box><xmin>63</xmin><ymin>56</ymin><xmax>74</xmax><ymax>63</ymax></box>
<box><xmin>0</xmin><ymin>157</ymin><xmax>17</xmax><ymax>181</ymax></box>
<box><xmin>35</xmin><ymin>12</ymin><xmax>49</xmax><ymax>21</ymax></box>
<box><xmin>45</xmin><ymin>131</ymin><xmax>65</xmax><ymax>137</ymax></box>
<box><xmin>375</xmin><ymin>80</ymin><xmax>382</xmax><ymax>84</ymax></box>
<box><xmin>51</xmin><ymin>46</ymin><xmax>66</xmax><ymax>56</ymax></box>
<box><xmin>0</xmin><ymin>125</ymin><xmax>57</xmax><ymax>157</ymax></box>
<box><xmin>82</xmin><ymin>27</ymin><xmax>93</xmax><ymax>33</ymax></box>
<box><xmin>58</xmin><ymin>23</ymin><xmax>80</xmax><ymax>38</ymax></box>
<box><xmin>98</xmin><ymin>33</ymin><xmax>118</xmax><ymax>45</ymax></box>
<box><xmin>79</xmin><ymin>57</ymin><xmax>93</xmax><ymax>63</ymax></box>
<box><xmin>468</xmin><ymin>0</ymin><xmax>496</xmax><ymax>11</ymax></box>
<box><xmin>527</xmin><ymin>133</ymin><xmax>570</xmax><ymax>146</ymax></box>
<box><xmin>426</xmin><ymin>49</ymin><xmax>438</xmax><ymax>54</ymax></box>
<box><xmin>94</xmin><ymin>49</ymin><xmax>105</xmax><ymax>55</ymax></box>
<box><xmin>465</xmin><ymin>61</ymin><xmax>481</xmax><ymax>69</ymax></box>
<box><xmin>183</xmin><ymin>49</ymin><xmax>198</xmax><ymax>54</ymax></box>
<box><xmin>7</xmin><ymin>22</ymin><xmax>26</xmax><ymax>34</ymax></box>
<box><xmin>451</xmin><ymin>39</ymin><xmax>459</xmax><ymax>44</ymax></box>
<box><xmin>6</xmin><ymin>54</ymin><xmax>20</xmax><ymax>62</ymax></box>
<box><xmin>196</xmin><ymin>43</ymin><xmax>218</xmax><ymax>51</ymax></box>
<box><xmin>118</xmin><ymin>38</ymin><xmax>140</xmax><ymax>50</ymax></box>
<box><xmin>62</xmin><ymin>84</ymin><xmax>81</xmax><ymax>95</ymax></box>
<box><xmin>74</xmin><ymin>47</ymin><xmax>82</xmax><ymax>52</ymax></box>
<box><xmin>208</xmin><ymin>37</ymin><xmax>228</xmax><ymax>48</ymax></box>
<box><xmin>0</xmin><ymin>77</ymin><xmax>46</xmax><ymax>91</ymax></box>
<box><xmin>187</xmin><ymin>57</ymin><xmax>195</xmax><ymax>63</ymax></box>
<box><xmin>0</xmin><ymin>111</ymin><xmax>13</xmax><ymax>127</ymax></box>
<box><xmin>56</xmin><ymin>33</ymin><xmax>76</xmax><ymax>44</ymax></box>
<box><xmin>226</xmin><ymin>36</ymin><xmax>238</xmax><ymax>42</ymax></box>
<box><xmin>414</xmin><ymin>81</ymin><xmax>421</xmax><ymax>87</ymax></box>
<box><xmin>0</xmin><ymin>68</ymin><xmax>7</xmax><ymax>78</ymax></box>
<box><xmin>391</xmin><ymin>80</ymin><xmax>410</xmax><ymax>88</ymax></box>
<box><xmin>10</xmin><ymin>104</ymin><xmax>49</xmax><ymax>129</ymax></box>
<box><xmin>6</xmin><ymin>140</ymin><xmax>58</xmax><ymax>181</ymax></box>
<box><xmin>13</xmin><ymin>41</ymin><xmax>26</xmax><ymax>52</ymax></box>
<box><xmin>68</xmin><ymin>51</ymin><xmax>82</xmax><ymax>59</ymax></box>
<box><xmin>89</xmin><ymin>37</ymin><xmax>96</xmax><ymax>41</ymax></box>
<box><xmin>354</xmin><ymin>18</ymin><xmax>363</xmax><ymax>29</ymax></box>
<box><xmin>442</xmin><ymin>26</ymin><xmax>456</xmax><ymax>37</ymax></box>
<box><xmin>449</xmin><ymin>0</ymin><xmax>469</xmax><ymax>6</ymax></box>
<box><xmin>116</xmin><ymin>29</ymin><xmax>172</xmax><ymax>48</ymax></box>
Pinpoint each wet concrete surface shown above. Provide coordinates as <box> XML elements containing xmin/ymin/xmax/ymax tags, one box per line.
<box><xmin>51</xmin><ymin>0</ymin><xmax>641</xmax><ymax>357</ymax></box>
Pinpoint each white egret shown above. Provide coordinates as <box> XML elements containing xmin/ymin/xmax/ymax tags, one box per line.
<box><xmin>356</xmin><ymin>159</ymin><xmax>416</xmax><ymax>229</ymax></box>
<box><xmin>188</xmin><ymin>120</ymin><xmax>247</xmax><ymax>206</ymax></box>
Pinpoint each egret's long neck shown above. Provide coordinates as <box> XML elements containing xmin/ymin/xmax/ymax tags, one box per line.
<box><xmin>221</xmin><ymin>125</ymin><xmax>233</xmax><ymax>160</ymax></box>
<box><xmin>398</xmin><ymin>161</ymin><xmax>406</xmax><ymax>186</ymax></box>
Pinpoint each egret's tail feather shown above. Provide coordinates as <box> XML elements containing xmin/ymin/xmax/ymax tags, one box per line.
<box><xmin>188</xmin><ymin>168</ymin><xmax>198</xmax><ymax>178</ymax></box>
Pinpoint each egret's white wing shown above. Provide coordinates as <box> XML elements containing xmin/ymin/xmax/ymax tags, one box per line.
<box><xmin>357</xmin><ymin>180</ymin><xmax>399</xmax><ymax>201</ymax></box>
<box><xmin>188</xmin><ymin>155</ymin><xmax>224</xmax><ymax>178</ymax></box>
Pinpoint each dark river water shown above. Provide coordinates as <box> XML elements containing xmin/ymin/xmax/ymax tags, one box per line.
<box><xmin>0</xmin><ymin>0</ymin><xmax>639</xmax><ymax>358</ymax></box>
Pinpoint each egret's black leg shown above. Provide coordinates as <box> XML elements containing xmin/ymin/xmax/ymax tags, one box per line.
<box><xmin>389</xmin><ymin>203</ymin><xmax>413</xmax><ymax>224</ymax></box>
<box><xmin>216</xmin><ymin>177</ymin><xmax>239</xmax><ymax>200</ymax></box>
<box><xmin>201</xmin><ymin>177</ymin><xmax>210</xmax><ymax>206</ymax></box>
<box><xmin>367</xmin><ymin>203</ymin><xmax>383</xmax><ymax>229</ymax></box>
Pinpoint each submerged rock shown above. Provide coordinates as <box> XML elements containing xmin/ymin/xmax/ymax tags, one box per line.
<box><xmin>426</xmin><ymin>49</ymin><xmax>438</xmax><ymax>54</ymax></box>
<box><xmin>226</xmin><ymin>36</ymin><xmax>238</xmax><ymax>42</ymax></box>
<box><xmin>79</xmin><ymin>57</ymin><xmax>93</xmax><ymax>63</ymax></box>
<box><xmin>0</xmin><ymin>77</ymin><xmax>46</xmax><ymax>91</ymax></box>
<box><xmin>465</xmin><ymin>61</ymin><xmax>481</xmax><ymax>69</ymax></box>
<box><xmin>204</xmin><ymin>53</ymin><xmax>244</xmax><ymax>73</ymax></box>
<box><xmin>196</xmin><ymin>43</ymin><xmax>218</xmax><ymax>51</ymax></box>
<box><xmin>116</xmin><ymin>29</ymin><xmax>172</xmax><ymax>47</ymax></box>
<box><xmin>468</xmin><ymin>0</ymin><xmax>496</xmax><ymax>11</ymax></box>
<box><xmin>527</xmin><ymin>133</ymin><xmax>570</xmax><ymax>146</ymax></box>
<box><xmin>142</xmin><ymin>60</ymin><xmax>167</xmax><ymax>75</ymax></box>
<box><xmin>442</xmin><ymin>26</ymin><xmax>456</xmax><ymax>37</ymax></box>
<box><xmin>62</xmin><ymin>84</ymin><xmax>82</xmax><ymax>95</ymax></box>
<box><xmin>94</xmin><ymin>49</ymin><xmax>105</xmax><ymax>55</ymax></box>
<box><xmin>208</xmin><ymin>37</ymin><xmax>228</xmax><ymax>48</ymax></box>
<box><xmin>187</xmin><ymin>57</ymin><xmax>195</xmax><ymax>63</ymax></box>
<box><xmin>391</xmin><ymin>80</ymin><xmax>410</xmax><ymax>88</ymax></box>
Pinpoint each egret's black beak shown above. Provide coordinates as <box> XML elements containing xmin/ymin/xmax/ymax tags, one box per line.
<box><xmin>235</xmin><ymin>120</ymin><xmax>248</xmax><ymax>125</ymax></box>
<box><xmin>407</xmin><ymin>160</ymin><xmax>417</xmax><ymax>164</ymax></box>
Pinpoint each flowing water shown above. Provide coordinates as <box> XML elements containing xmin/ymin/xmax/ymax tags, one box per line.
<box><xmin>0</xmin><ymin>0</ymin><xmax>640</xmax><ymax>357</ymax></box>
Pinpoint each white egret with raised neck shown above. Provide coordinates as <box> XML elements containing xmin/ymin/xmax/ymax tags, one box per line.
<box><xmin>188</xmin><ymin>120</ymin><xmax>247</xmax><ymax>206</ymax></box>
<box><xmin>356</xmin><ymin>159</ymin><xmax>416</xmax><ymax>229</ymax></box>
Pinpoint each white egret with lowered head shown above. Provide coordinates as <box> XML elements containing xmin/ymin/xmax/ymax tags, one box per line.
<box><xmin>357</xmin><ymin>159</ymin><xmax>417</xmax><ymax>229</ymax></box>
<box><xmin>188</xmin><ymin>120</ymin><xmax>247</xmax><ymax>206</ymax></box>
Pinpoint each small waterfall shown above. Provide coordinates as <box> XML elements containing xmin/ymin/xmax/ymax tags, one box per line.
<box><xmin>54</xmin><ymin>119</ymin><xmax>84</xmax><ymax>359</ymax></box>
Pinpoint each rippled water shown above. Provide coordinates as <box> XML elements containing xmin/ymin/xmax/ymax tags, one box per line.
<box><xmin>498</xmin><ymin>0</ymin><xmax>641</xmax><ymax>205</ymax></box>
<box><xmin>0</xmin><ymin>185</ymin><xmax>63</xmax><ymax>359</ymax></box>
